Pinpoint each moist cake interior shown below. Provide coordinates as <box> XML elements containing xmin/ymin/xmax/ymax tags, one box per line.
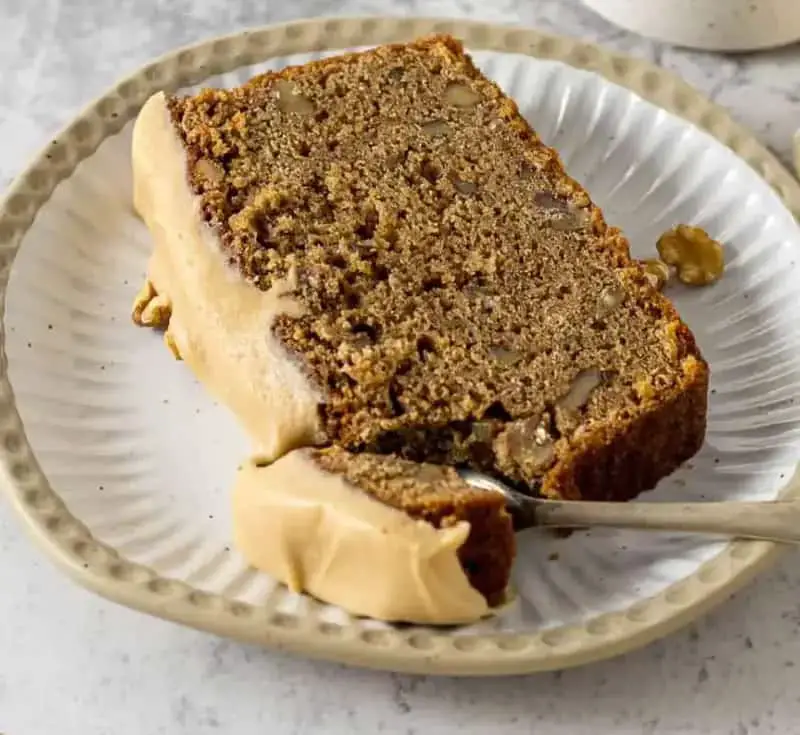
<box><xmin>162</xmin><ymin>35</ymin><xmax>707</xmax><ymax>500</ymax></box>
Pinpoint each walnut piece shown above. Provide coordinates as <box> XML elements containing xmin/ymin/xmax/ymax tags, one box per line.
<box><xmin>453</xmin><ymin>179</ymin><xmax>478</xmax><ymax>195</ymax></box>
<box><xmin>422</xmin><ymin>119</ymin><xmax>450</xmax><ymax>137</ymax></box>
<box><xmin>493</xmin><ymin>414</ymin><xmax>556</xmax><ymax>476</ymax></box>
<box><xmin>555</xmin><ymin>368</ymin><xmax>615</xmax><ymax>434</ymax></box>
<box><xmin>558</xmin><ymin>368</ymin><xmax>604</xmax><ymax>414</ymax></box>
<box><xmin>533</xmin><ymin>192</ymin><xmax>587</xmax><ymax>231</ymax></box>
<box><xmin>444</xmin><ymin>82</ymin><xmax>481</xmax><ymax>108</ymax></box>
<box><xmin>131</xmin><ymin>280</ymin><xmax>154</xmax><ymax>325</ymax></box>
<box><xmin>131</xmin><ymin>280</ymin><xmax>171</xmax><ymax>329</ymax></box>
<box><xmin>274</xmin><ymin>80</ymin><xmax>315</xmax><ymax>115</ymax></box>
<box><xmin>640</xmin><ymin>258</ymin><xmax>671</xmax><ymax>291</ymax></box>
<box><xmin>597</xmin><ymin>285</ymin><xmax>626</xmax><ymax>318</ymax></box>
<box><xmin>533</xmin><ymin>192</ymin><xmax>567</xmax><ymax>210</ymax></box>
<box><xmin>656</xmin><ymin>225</ymin><xmax>724</xmax><ymax>286</ymax></box>
<box><xmin>488</xmin><ymin>345</ymin><xmax>522</xmax><ymax>365</ymax></box>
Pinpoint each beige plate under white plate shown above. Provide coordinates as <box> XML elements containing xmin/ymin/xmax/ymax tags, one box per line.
<box><xmin>2</xmin><ymin>17</ymin><xmax>800</xmax><ymax>676</ymax></box>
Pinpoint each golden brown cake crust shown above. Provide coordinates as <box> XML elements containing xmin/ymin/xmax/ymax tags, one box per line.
<box><xmin>166</xmin><ymin>34</ymin><xmax>709</xmax><ymax>503</ymax></box>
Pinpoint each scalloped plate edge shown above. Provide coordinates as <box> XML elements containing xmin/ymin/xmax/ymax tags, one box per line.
<box><xmin>1</xmin><ymin>15</ymin><xmax>798</xmax><ymax>676</ymax></box>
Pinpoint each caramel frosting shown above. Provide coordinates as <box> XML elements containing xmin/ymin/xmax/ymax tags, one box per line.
<box><xmin>232</xmin><ymin>450</ymin><xmax>489</xmax><ymax>624</ymax></box>
<box><xmin>131</xmin><ymin>92</ymin><xmax>324</xmax><ymax>461</ymax></box>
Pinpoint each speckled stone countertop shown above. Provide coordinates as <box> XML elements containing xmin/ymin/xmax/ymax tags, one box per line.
<box><xmin>2</xmin><ymin>1</ymin><xmax>800</xmax><ymax>733</ymax></box>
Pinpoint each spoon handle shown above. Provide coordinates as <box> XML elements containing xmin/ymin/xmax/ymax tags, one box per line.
<box><xmin>531</xmin><ymin>498</ymin><xmax>800</xmax><ymax>543</ymax></box>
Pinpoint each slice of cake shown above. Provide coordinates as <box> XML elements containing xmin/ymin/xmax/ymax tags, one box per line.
<box><xmin>233</xmin><ymin>447</ymin><xmax>514</xmax><ymax>623</ymax></box>
<box><xmin>132</xmin><ymin>33</ymin><xmax>707</xmax><ymax>503</ymax></box>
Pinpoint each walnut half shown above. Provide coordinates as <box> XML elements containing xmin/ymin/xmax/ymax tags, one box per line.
<box><xmin>656</xmin><ymin>225</ymin><xmax>724</xmax><ymax>287</ymax></box>
<box><xmin>640</xmin><ymin>258</ymin><xmax>671</xmax><ymax>291</ymax></box>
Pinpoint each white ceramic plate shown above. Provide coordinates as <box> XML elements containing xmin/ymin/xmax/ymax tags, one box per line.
<box><xmin>3</xmin><ymin>18</ymin><xmax>800</xmax><ymax>675</ymax></box>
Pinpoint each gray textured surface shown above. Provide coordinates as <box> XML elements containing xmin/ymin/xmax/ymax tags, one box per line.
<box><xmin>2</xmin><ymin>1</ymin><xmax>800</xmax><ymax>733</ymax></box>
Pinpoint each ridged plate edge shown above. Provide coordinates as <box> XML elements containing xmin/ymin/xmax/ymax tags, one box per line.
<box><xmin>1</xmin><ymin>16</ymin><xmax>798</xmax><ymax>676</ymax></box>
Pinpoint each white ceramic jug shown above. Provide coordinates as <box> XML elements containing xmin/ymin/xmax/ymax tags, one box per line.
<box><xmin>582</xmin><ymin>0</ymin><xmax>800</xmax><ymax>51</ymax></box>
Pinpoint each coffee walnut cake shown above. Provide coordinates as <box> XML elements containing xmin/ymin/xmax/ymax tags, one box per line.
<box><xmin>132</xmin><ymin>34</ymin><xmax>708</xmax><ymax>623</ymax></box>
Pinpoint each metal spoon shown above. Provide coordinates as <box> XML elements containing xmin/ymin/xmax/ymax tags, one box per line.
<box><xmin>458</xmin><ymin>468</ymin><xmax>800</xmax><ymax>543</ymax></box>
